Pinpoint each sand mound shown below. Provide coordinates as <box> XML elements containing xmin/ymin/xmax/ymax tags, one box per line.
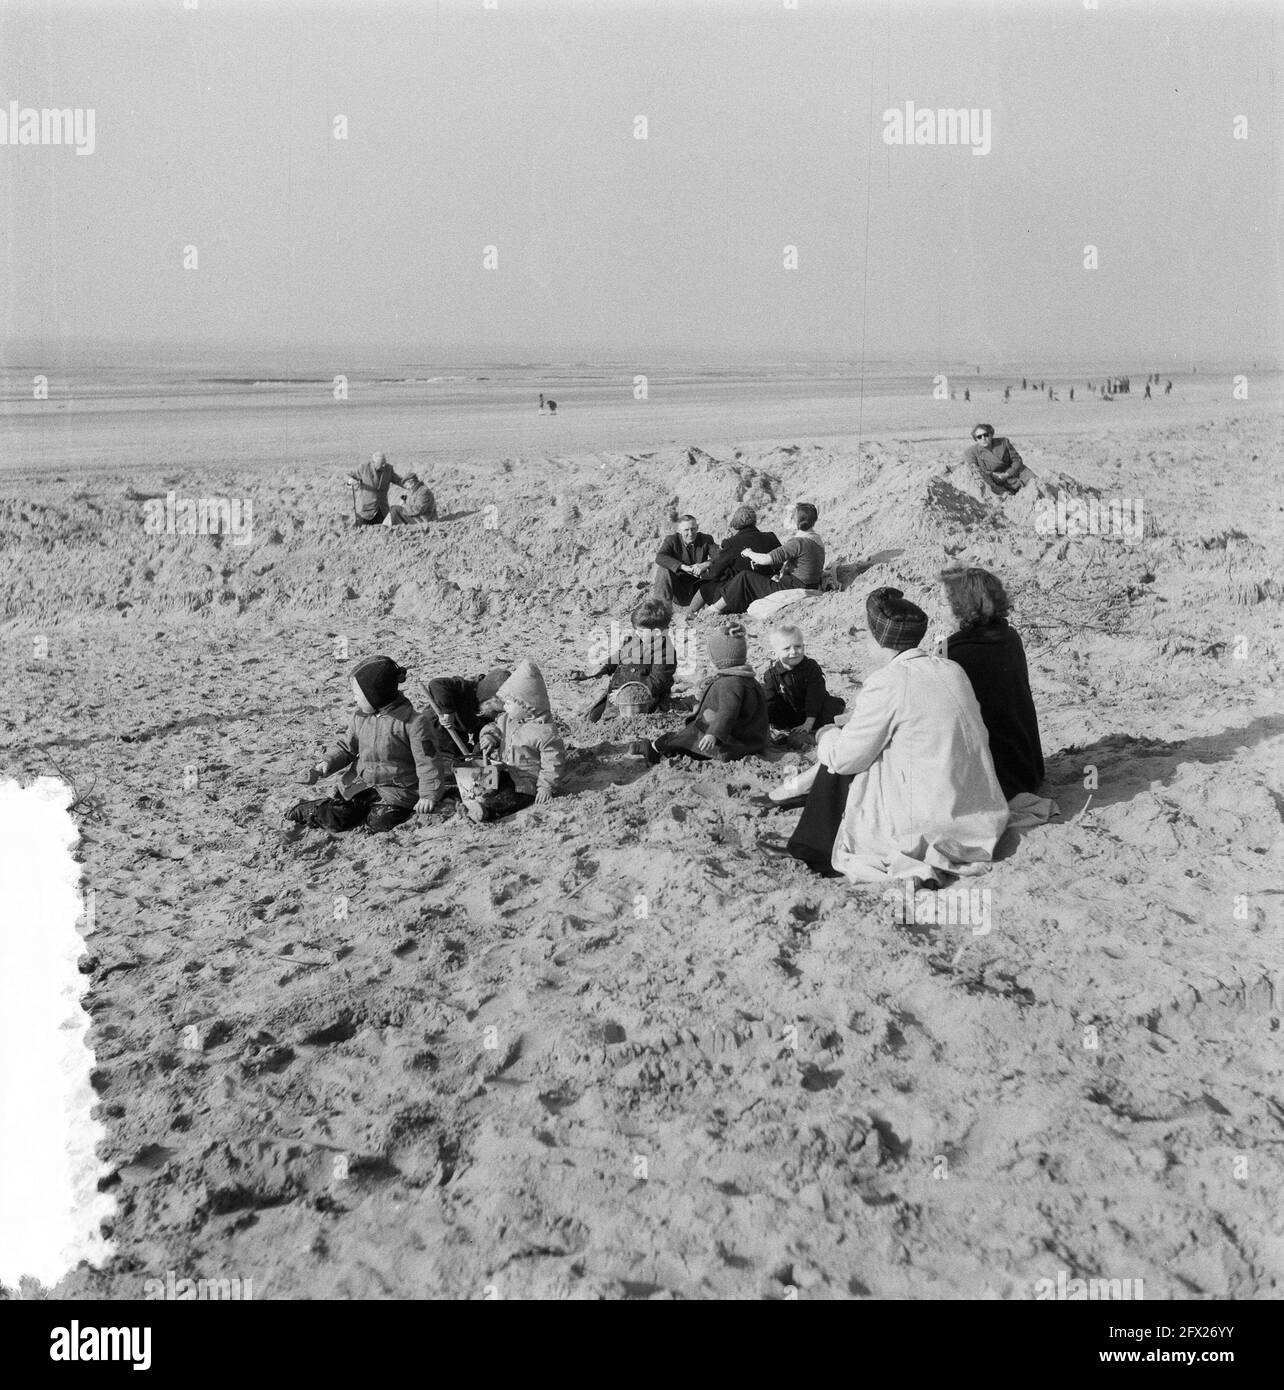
<box><xmin>3</xmin><ymin>414</ymin><xmax>1282</xmax><ymax>1299</ymax></box>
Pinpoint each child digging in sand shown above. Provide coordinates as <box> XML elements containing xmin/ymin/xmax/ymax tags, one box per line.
<box><xmin>634</xmin><ymin>620</ymin><xmax>768</xmax><ymax>764</ymax></box>
<box><xmin>763</xmin><ymin>623</ymin><xmax>846</xmax><ymax>744</ymax></box>
<box><xmin>463</xmin><ymin>660</ymin><xmax>566</xmax><ymax>822</ymax></box>
<box><xmin>571</xmin><ymin>597</ymin><xmax>678</xmax><ymax>722</ymax></box>
<box><xmin>287</xmin><ymin>656</ymin><xmax>443</xmax><ymax>832</ymax></box>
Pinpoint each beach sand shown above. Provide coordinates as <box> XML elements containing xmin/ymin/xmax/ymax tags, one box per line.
<box><xmin>2</xmin><ymin>371</ymin><xmax>1281</xmax><ymax>1299</ymax></box>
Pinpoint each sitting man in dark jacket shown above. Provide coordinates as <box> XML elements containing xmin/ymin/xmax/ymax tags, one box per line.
<box><xmin>939</xmin><ymin>565</ymin><xmax>1045</xmax><ymax>799</ymax></box>
<box><xmin>687</xmin><ymin>504</ymin><xmax>782</xmax><ymax>615</ymax></box>
<box><xmin>961</xmin><ymin>425</ymin><xmax>1032</xmax><ymax>496</ymax></box>
<box><xmin>651</xmin><ymin>514</ymin><xmax>718</xmax><ymax>607</ymax></box>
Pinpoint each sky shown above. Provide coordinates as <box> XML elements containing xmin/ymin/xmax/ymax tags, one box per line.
<box><xmin>0</xmin><ymin>0</ymin><xmax>1279</xmax><ymax>366</ymax></box>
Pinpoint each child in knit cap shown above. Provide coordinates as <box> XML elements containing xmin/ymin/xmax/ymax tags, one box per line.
<box><xmin>634</xmin><ymin>620</ymin><xmax>768</xmax><ymax>764</ymax></box>
<box><xmin>286</xmin><ymin>656</ymin><xmax>443</xmax><ymax>832</ymax></box>
<box><xmin>763</xmin><ymin>623</ymin><xmax>846</xmax><ymax>742</ymax></box>
<box><xmin>464</xmin><ymin>659</ymin><xmax>566</xmax><ymax>822</ymax></box>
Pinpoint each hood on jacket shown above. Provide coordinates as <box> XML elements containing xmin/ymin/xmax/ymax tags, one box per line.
<box><xmin>498</xmin><ymin>659</ymin><xmax>551</xmax><ymax>718</ymax></box>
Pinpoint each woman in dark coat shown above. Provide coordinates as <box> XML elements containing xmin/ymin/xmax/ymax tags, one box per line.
<box><xmin>939</xmin><ymin>565</ymin><xmax>1045</xmax><ymax>800</ymax></box>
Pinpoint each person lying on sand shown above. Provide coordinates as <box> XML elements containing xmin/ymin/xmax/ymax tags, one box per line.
<box><xmin>633</xmin><ymin>620</ymin><xmax>768</xmax><ymax>764</ymax></box>
<box><xmin>383</xmin><ymin>473</ymin><xmax>437</xmax><ymax>527</ymax></box>
<box><xmin>699</xmin><ymin>503</ymin><xmax>826</xmax><ymax>617</ymax></box>
<box><xmin>286</xmin><ymin>656</ymin><xmax>443</xmax><ymax>832</ymax></box>
<box><xmin>763</xmin><ymin>622</ymin><xmax>846</xmax><ymax>744</ymax></box>
<box><xmin>651</xmin><ymin>515</ymin><xmax>718</xmax><ymax>608</ymax></box>
<box><xmin>464</xmin><ymin>660</ymin><xmax>565</xmax><ymax>822</ymax></box>
<box><xmin>961</xmin><ymin>425</ymin><xmax>1032</xmax><ymax>496</ymax></box>
<box><xmin>346</xmin><ymin>452</ymin><xmax>405</xmax><ymax>524</ymax></box>
<box><xmin>939</xmin><ymin>565</ymin><xmax>1045</xmax><ymax>801</ymax></box>
<box><xmin>571</xmin><ymin>597</ymin><xmax>678</xmax><ymax>722</ymax></box>
<box><xmin>780</xmin><ymin>588</ymin><xmax>1008</xmax><ymax>883</ymax></box>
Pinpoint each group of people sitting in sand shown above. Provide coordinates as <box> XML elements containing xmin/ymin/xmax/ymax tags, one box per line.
<box><xmin>291</xmin><ymin>478</ymin><xmax>1049</xmax><ymax>884</ymax></box>
<box><xmin>346</xmin><ymin>452</ymin><xmax>437</xmax><ymax>527</ymax></box>
<box><xmin>651</xmin><ymin>501</ymin><xmax>830</xmax><ymax>617</ymax></box>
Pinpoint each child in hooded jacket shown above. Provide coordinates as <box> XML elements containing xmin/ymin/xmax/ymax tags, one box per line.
<box><xmin>465</xmin><ymin>659</ymin><xmax>567</xmax><ymax>822</ymax></box>
<box><xmin>286</xmin><ymin>656</ymin><xmax>443</xmax><ymax>832</ymax></box>
<box><xmin>635</xmin><ymin>620</ymin><xmax>768</xmax><ymax>763</ymax></box>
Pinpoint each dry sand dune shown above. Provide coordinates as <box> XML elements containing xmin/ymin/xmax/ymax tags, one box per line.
<box><xmin>2</xmin><ymin>396</ymin><xmax>1282</xmax><ymax>1299</ymax></box>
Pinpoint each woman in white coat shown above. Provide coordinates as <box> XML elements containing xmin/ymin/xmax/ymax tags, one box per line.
<box><xmin>786</xmin><ymin>587</ymin><xmax>1010</xmax><ymax>883</ymax></box>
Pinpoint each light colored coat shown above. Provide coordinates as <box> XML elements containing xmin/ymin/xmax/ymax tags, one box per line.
<box><xmin>818</xmin><ymin>647</ymin><xmax>1009</xmax><ymax>881</ymax></box>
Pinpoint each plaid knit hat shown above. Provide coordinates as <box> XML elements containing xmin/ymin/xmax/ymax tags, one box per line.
<box><xmin>865</xmin><ymin>587</ymin><xmax>928</xmax><ymax>651</ymax></box>
<box><xmin>707</xmin><ymin>620</ymin><xmax>749</xmax><ymax>669</ymax></box>
<box><xmin>350</xmin><ymin>655</ymin><xmax>408</xmax><ymax>709</ymax></box>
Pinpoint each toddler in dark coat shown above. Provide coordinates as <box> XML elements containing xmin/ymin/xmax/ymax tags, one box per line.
<box><xmin>634</xmin><ymin>621</ymin><xmax>768</xmax><ymax>764</ymax></box>
<box><xmin>763</xmin><ymin>623</ymin><xmax>845</xmax><ymax>737</ymax></box>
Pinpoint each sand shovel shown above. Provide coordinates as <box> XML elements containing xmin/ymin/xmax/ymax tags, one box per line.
<box><xmin>420</xmin><ymin>684</ymin><xmax>473</xmax><ymax>759</ymax></box>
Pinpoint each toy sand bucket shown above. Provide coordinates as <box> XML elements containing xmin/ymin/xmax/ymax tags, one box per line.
<box><xmin>454</xmin><ymin>758</ymin><xmax>503</xmax><ymax>797</ymax></box>
<box><xmin>610</xmin><ymin>681</ymin><xmax>656</xmax><ymax>716</ymax></box>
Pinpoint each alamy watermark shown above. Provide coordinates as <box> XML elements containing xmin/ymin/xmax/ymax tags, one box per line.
<box><xmin>142</xmin><ymin>492</ymin><xmax>253</xmax><ymax>546</ymax></box>
<box><xmin>884</xmin><ymin>880</ymin><xmax>992</xmax><ymax>935</ymax></box>
<box><xmin>142</xmin><ymin>1269</ymin><xmax>253</xmax><ymax>1300</ymax></box>
<box><xmin>0</xmin><ymin>102</ymin><xmax>95</xmax><ymax>155</ymax></box>
<box><xmin>882</xmin><ymin>102</ymin><xmax>991</xmax><ymax>156</ymax></box>
<box><xmin>1034</xmin><ymin>494</ymin><xmax>1144</xmax><ymax>540</ymax></box>
<box><xmin>1034</xmin><ymin>1269</ymin><xmax>1144</xmax><ymax>1300</ymax></box>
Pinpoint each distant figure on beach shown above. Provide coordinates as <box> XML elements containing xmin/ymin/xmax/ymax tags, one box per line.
<box><xmin>347</xmin><ymin>452</ymin><xmax>405</xmax><ymax>525</ymax></box>
<box><xmin>963</xmin><ymin>424</ymin><xmax>1031</xmax><ymax>495</ymax></box>
<box><xmin>383</xmin><ymin>473</ymin><xmax>437</xmax><ymax>527</ymax></box>
<box><xmin>1022</xmin><ymin>378</ymin><xmax>1027</xmax><ymax>390</ymax></box>
<box><xmin>1004</xmin><ymin>386</ymin><xmax>1010</xmax><ymax>402</ymax></box>
<box><xmin>539</xmin><ymin>393</ymin><xmax>545</xmax><ymax>411</ymax></box>
<box><xmin>1069</xmin><ymin>387</ymin><xmax>1074</xmax><ymax>401</ymax></box>
<box><xmin>964</xmin><ymin>388</ymin><xmax>970</xmax><ymax>402</ymax></box>
<box><xmin>1144</xmin><ymin>382</ymin><xmax>1152</xmax><ymax>399</ymax></box>
<box><xmin>1165</xmin><ymin>379</ymin><xmax>1172</xmax><ymax>395</ymax></box>
<box><xmin>652</xmin><ymin>514</ymin><xmax>718</xmax><ymax>607</ymax></box>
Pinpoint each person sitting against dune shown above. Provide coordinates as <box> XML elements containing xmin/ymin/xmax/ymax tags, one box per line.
<box><xmin>651</xmin><ymin>514</ymin><xmax>718</xmax><ymax>608</ymax></box>
<box><xmin>781</xmin><ymin>588</ymin><xmax>1009</xmax><ymax>883</ymax></box>
<box><xmin>961</xmin><ymin>425</ymin><xmax>1031</xmax><ymax>496</ymax></box>
<box><xmin>703</xmin><ymin>502</ymin><xmax>826</xmax><ymax>617</ymax></box>
<box><xmin>571</xmin><ymin>597</ymin><xmax>678</xmax><ymax>722</ymax></box>
<box><xmin>347</xmin><ymin>451</ymin><xmax>405</xmax><ymax>525</ymax></box>
<box><xmin>465</xmin><ymin>660</ymin><xmax>565</xmax><ymax>822</ymax></box>
<box><xmin>634</xmin><ymin>620</ymin><xmax>768</xmax><ymax>765</ymax></box>
<box><xmin>383</xmin><ymin>473</ymin><xmax>437</xmax><ymax>527</ymax></box>
<box><xmin>939</xmin><ymin>565</ymin><xmax>1045</xmax><ymax>801</ymax></box>
<box><xmin>286</xmin><ymin>656</ymin><xmax>442</xmax><ymax>832</ymax></box>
